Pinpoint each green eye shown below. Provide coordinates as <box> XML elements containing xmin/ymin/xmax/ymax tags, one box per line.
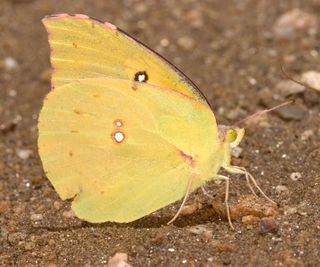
<box><xmin>227</xmin><ymin>129</ymin><xmax>238</xmax><ymax>143</ymax></box>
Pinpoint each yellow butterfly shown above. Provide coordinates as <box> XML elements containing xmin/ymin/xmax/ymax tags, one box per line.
<box><xmin>38</xmin><ymin>14</ymin><xmax>273</xmax><ymax>227</ymax></box>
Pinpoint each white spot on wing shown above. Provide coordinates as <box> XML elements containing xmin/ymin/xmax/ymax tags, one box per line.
<box><xmin>114</xmin><ymin>131</ymin><xmax>125</xmax><ymax>143</ymax></box>
<box><xmin>138</xmin><ymin>73</ymin><xmax>146</xmax><ymax>82</ymax></box>
<box><xmin>114</xmin><ymin>120</ymin><xmax>123</xmax><ymax>127</ymax></box>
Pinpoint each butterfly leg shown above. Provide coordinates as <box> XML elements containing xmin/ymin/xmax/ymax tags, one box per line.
<box><xmin>224</xmin><ymin>166</ymin><xmax>276</xmax><ymax>205</ymax></box>
<box><xmin>167</xmin><ymin>174</ymin><xmax>194</xmax><ymax>225</ymax></box>
<box><xmin>214</xmin><ymin>175</ymin><xmax>234</xmax><ymax>229</ymax></box>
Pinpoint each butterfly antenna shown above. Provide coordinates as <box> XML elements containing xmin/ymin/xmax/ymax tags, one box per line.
<box><xmin>167</xmin><ymin>175</ymin><xmax>194</xmax><ymax>225</ymax></box>
<box><xmin>280</xmin><ymin>63</ymin><xmax>320</xmax><ymax>93</ymax></box>
<box><xmin>235</xmin><ymin>100</ymin><xmax>294</xmax><ymax>126</ymax></box>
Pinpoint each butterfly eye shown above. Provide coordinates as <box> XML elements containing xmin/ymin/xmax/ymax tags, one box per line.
<box><xmin>227</xmin><ymin>129</ymin><xmax>237</xmax><ymax>143</ymax></box>
<box><xmin>134</xmin><ymin>71</ymin><xmax>148</xmax><ymax>82</ymax></box>
<box><xmin>228</xmin><ymin>128</ymin><xmax>245</xmax><ymax>148</ymax></box>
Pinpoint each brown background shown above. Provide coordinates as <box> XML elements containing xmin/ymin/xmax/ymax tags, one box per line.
<box><xmin>1</xmin><ymin>0</ymin><xmax>319</xmax><ymax>266</ymax></box>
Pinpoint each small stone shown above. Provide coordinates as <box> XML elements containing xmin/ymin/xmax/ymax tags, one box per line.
<box><xmin>177</xmin><ymin>36</ymin><xmax>195</xmax><ymax>50</ymax></box>
<box><xmin>8</xmin><ymin>90</ymin><xmax>17</xmax><ymax>97</ymax></box>
<box><xmin>290</xmin><ymin>172</ymin><xmax>302</xmax><ymax>181</ymax></box>
<box><xmin>242</xmin><ymin>215</ymin><xmax>260</xmax><ymax>225</ymax></box>
<box><xmin>30</xmin><ymin>214</ymin><xmax>43</xmax><ymax>221</ymax></box>
<box><xmin>303</xmin><ymin>90</ymin><xmax>319</xmax><ymax>106</ymax></box>
<box><xmin>243</xmin><ymin>113</ymin><xmax>270</xmax><ymax>129</ymax></box>
<box><xmin>209</xmin><ymin>241</ymin><xmax>238</xmax><ymax>252</ymax></box>
<box><xmin>186</xmin><ymin>9</ymin><xmax>204</xmax><ymax>28</ymax></box>
<box><xmin>230</xmin><ymin>195</ymin><xmax>278</xmax><ymax>221</ymax></box>
<box><xmin>275</xmin><ymin>80</ymin><xmax>305</xmax><ymax>97</ymax></box>
<box><xmin>284</xmin><ymin>207</ymin><xmax>298</xmax><ymax>215</ymax></box>
<box><xmin>180</xmin><ymin>202</ymin><xmax>202</xmax><ymax>216</ymax></box>
<box><xmin>107</xmin><ymin>252</ymin><xmax>132</xmax><ymax>267</ymax></box>
<box><xmin>225</xmin><ymin>107</ymin><xmax>246</xmax><ymax>121</ymax></box>
<box><xmin>62</xmin><ymin>209</ymin><xmax>75</xmax><ymax>219</ymax></box>
<box><xmin>231</xmin><ymin>147</ymin><xmax>243</xmax><ymax>158</ymax></box>
<box><xmin>168</xmin><ymin>248</ymin><xmax>175</xmax><ymax>252</ymax></box>
<box><xmin>16</xmin><ymin>149</ymin><xmax>33</xmax><ymax>160</ymax></box>
<box><xmin>48</xmin><ymin>239</ymin><xmax>56</xmax><ymax>246</ymax></box>
<box><xmin>301</xmin><ymin>129</ymin><xmax>314</xmax><ymax>141</ymax></box>
<box><xmin>0</xmin><ymin>200</ymin><xmax>10</xmax><ymax>214</ymax></box>
<box><xmin>275</xmin><ymin>185</ymin><xmax>289</xmax><ymax>194</ymax></box>
<box><xmin>24</xmin><ymin>241</ymin><xmax>35</xmax><ymax>250</ymax></box>
<box><xmin>272</xmin><ymin>9</ymin><xmax>318</xmax><ymax>39</ymax></box>
<box><xmin>47</xmin><ymin>262</ymin><xmax>58</xmax><ymax>267</ymax></box>
<box><xmin>7</xmin><ymin>232</ymin><xmax>27</xmax><ymax>245</ymax></box>
<box><xmin>53</xmin><ymin>201</ymin><xmax>62</xmax><ymax>210</ymax></box>
<box><xmin>150</xmin><ymin>232</ymin><xmax>165</xmax><ymax>245</ymax></box>
<box><xmin>3</xmin><ymin>57</ymin><xmax>18</xmax><ymax>71</ymax></box>
<box><xmin>188</xmin><ymin>225</ymin><xmax>212</xmax><ymax>240</ymax></box>
<box><xmin>160</xmin><ymin>38</ymin><xmax>169</xmax><ymax>47</ymax></box>
<box><xmin>275</xmin><ymin>105</ymin><xmax>306</xmax><ymax>121</ymax></box>
<box><xmin>301</xmin><ymin>71</ymin><xmax>320</xmax><ymax>92</ymax></box>
<box><xmin>258</xmin><ymin>217</ymin><xmax>279</xmax><ymax>234</ymax></box>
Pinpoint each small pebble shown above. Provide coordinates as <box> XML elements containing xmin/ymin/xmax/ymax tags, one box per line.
<box><xmin>275</xmin><ymin>80</ymin><xmax>305</xmax><ymax>97</ymax></box>
<box><xmin>275</xmin><ymin>185</ymin><xmax>289</xmax><ymax>194</ymax></box>
<box><xmin>107</xmin><ymin>252</ymin><xmax>132</xmax><ymax>267</ymax></box>
<box><xmin>16</xmin><ymin>149</ymin><xmax>33</xmax><ymax>160</ymax></box>
<box><xmin>301</xmin><ymin>71</ymin><xmax>320</xmax><ymax>92</ymax></box>
<box><xmin>168</xmin><ymin>248</ymin><xmax>175</xmax><ymax>252</ymax></box>
<box><xmin>301</xmin><ymin>130</ymin><xmax>314</xmax><ymax>141</ymax></box>
<box><xmin>186</xmin><ymin>9</ymin><xmax>204</xmax><ymax>28</ymax></box>
<box><xmin>209</xmin><ymin>241</ymin><xmax>238</xmax><ymax>252</ymax></box>
<box><xmin>230</xmin><ymin>195</ymin><xmax>279</xmax><ymax>221</ymax></box>
<box><xmin>242</xmin><ymin>215</ymin><xmax>260</xmax><ymax>225</ymax></box>
<box><xmin>290</xmin><ymin>172</ymin><xmax>302</xmax><ymax>181</ymax></box>
<box><xmin>177</xmin><ymin>36</ymin><xmax>195</xmax><ymax>50</ymax></box>
<box><xmin>188</xmin><ymin>225</ymin><xmax>207</xmax><ymax>235</ymax></box>
<box><xmin>24</xmin><ymin>241</ymin><xmax>35</xmax><ymax>250</ymax></box>
<box><xmin>258</xmin><ymin>217</ymin><xmax>279</xmax><ymax>234</ymax></box>
<box><xmin>303</xmin><ymin>90</ymin><xmax>319</xmax><ymax>106</ymax></box>
<box><xmin>8</xmin><ymin>90</ymin><xmax>17</xmax><ymax>97</ymax></box>
<box><xmin>30</xmin><ymin>213</ymin><xmax>43</xmax><ymax>221</ymax></box>
<box><xmin>4</xmin><ymin>57</ymin><xmax>18</xmax><ymax>71</ymax></box>
<box><xmin>7</xmin><ymin>232</ymin><xmax>27</xmax><ymax>245</ymax></box>
<box><xmin>53</xmin><ymin>201</ymin><xmax>62</xmax><ymax>210</ymax></box>
<box><xmin>285</xmin><ymin>207</ymin><xmax>298</xmax><ymax>215</ymax></box>
<box><xmin>62</xmin><ymin>209</ymin><xmax>75</xmax><ymax>219</ymax></box>
<box><xmin>275</xmin><ymin>105</ymin><xmax>306</xmax><ymax>121</ymax></box>
<box><xmin>272</xmin><ymin>9</ymin><xmax>318</xmax><ymax>39</ymax></box>
<box><xmin>0</xmin><ymin>200</ymin><xmax>10</xmax><ymax>214</ymax></box>
<box><xmin>225</xmin><ymin>107</ymin><xmax>246</xmax><ymax>121</ymax></box>
<box><xmin>180</xmin><ymin>202</ymin><xmax>202</xmax><ymax>216</ymax></box>
<box><xmin>232</xmin><ymin>147</ymin><xmax>243</xmax><ymax>158</ymax></box>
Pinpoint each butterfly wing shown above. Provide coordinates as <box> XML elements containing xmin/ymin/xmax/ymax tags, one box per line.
<box><xmin>38</xmin><ymin>78</ymin><xmax>219</xmax><ymax>222</ymax></box>
<box><xmin>42</xmin><ymin>14</ymin><xmax>209</xmax><ymax>106</ymax></box>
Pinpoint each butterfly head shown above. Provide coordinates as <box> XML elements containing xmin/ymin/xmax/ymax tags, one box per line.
<box><xmin>218</xmin><ymin>125</ymin><xmax>245</xmax><ymax>147</ymax></box>
<box><xmin>218</xmin><ymin>125</ymin><xmax>245</xmax><ymax>167</ymax></box>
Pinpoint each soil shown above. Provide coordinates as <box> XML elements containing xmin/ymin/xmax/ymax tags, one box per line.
<box><xmin>1</xmin><ymin>0</ymin><xmax>319</xmax><ymax>266</ymax></box>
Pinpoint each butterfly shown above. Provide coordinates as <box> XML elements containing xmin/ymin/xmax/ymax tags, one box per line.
<box><xmin>38</xmin><ymin>14</ymin><xmax>274</xmax><ymax>228</ymax></box>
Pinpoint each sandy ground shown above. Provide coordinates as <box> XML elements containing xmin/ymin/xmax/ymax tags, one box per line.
<box><xmin>0</xmin><ymin>0</ymin><xmax>319</xmax><ymax>266</ymax></box>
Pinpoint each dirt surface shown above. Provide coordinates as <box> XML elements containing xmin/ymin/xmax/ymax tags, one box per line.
<box><xmin>1</xmin><ymin>0</ymin><xmax>320</xmax><ymax>266</ymax></box>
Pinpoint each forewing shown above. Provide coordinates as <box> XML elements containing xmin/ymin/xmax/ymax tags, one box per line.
<box><xmin>42</xmin><ymin>14</ymin><xmax>208</xmax><ymax>106</ymax></box>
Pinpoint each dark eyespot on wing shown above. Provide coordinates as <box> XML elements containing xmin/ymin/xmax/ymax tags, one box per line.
<box><xmin>134</xmin><ymin>71</ymin><xmax>148</xmax><ymax>82</ymax></box>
